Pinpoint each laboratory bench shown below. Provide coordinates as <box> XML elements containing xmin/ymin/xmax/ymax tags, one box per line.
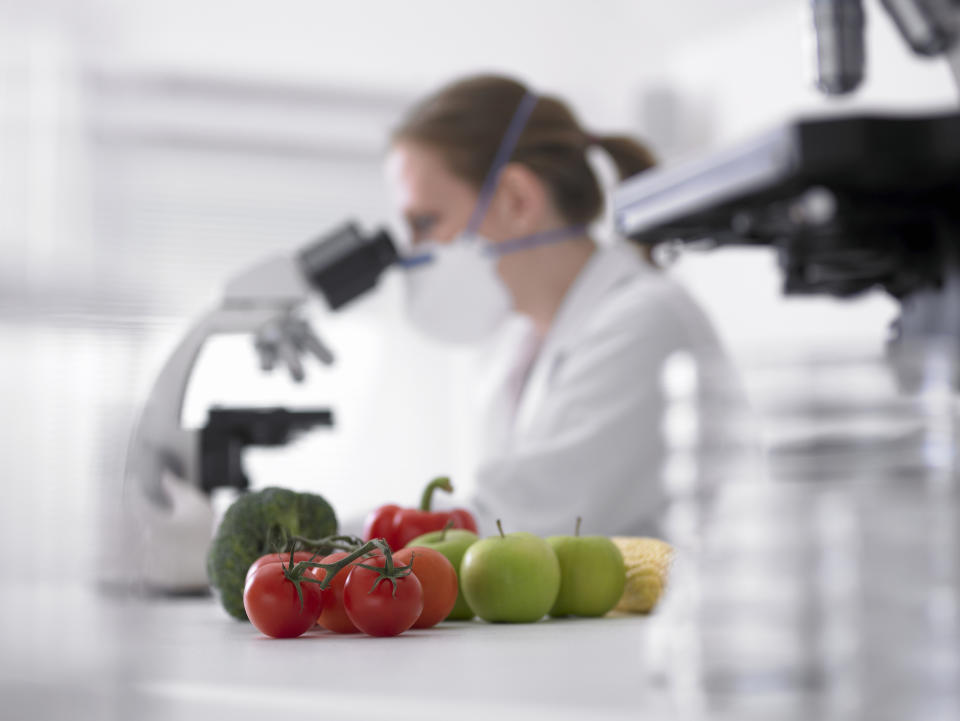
<box><xmin>3</xmin><ymin>566</ymin><xmax>957</xmax><ymax>721</ymax></box>
<box><xmin>0</xmin><ymin>581</ymin><xmax>680</xmax><ymax>721</ymax></box>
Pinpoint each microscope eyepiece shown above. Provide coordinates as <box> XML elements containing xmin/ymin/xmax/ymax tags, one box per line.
<box><xmin>298</xmin><ymin>223</ymin><xmax>399</xmax><ymax>310</ymax></box>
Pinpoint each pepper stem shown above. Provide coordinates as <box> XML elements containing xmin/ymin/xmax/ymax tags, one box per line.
<box><xmin>496</xmin><ymin>519</ymin><xmax>505</xmax><ymax>538</ymax></box>
<box><xmin>575</xmin><ymin>516</ymin><xmax>582</xmax><ymax>537</ymax></box>
<box><xmin>420</xmin><ymin>476</ymin><xmax>454</xmax><ymax>511</ymax></box>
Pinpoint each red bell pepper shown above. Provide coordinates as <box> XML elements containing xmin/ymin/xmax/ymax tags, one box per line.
<box><xmin>362</xmin><ymin>477</ymin><xmax>478</xmax><ymax>551</ymax></box>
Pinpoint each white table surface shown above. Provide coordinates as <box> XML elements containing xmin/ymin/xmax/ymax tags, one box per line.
<box><xmin>0</xmin><ymin>582</ymin><xmax>682</xmax><ymax>721</ymax></box>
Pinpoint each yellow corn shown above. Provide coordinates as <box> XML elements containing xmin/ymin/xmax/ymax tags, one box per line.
<box><xmin>610</xmin><ymin>537</ymin><xmax>674</xmax><ymax>614</ymax></box>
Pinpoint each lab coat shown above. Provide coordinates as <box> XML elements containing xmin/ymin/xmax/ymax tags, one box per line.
<box><xmin>466</xmin><ymin>241</ymin><xmax>736</xmax><ymax>538</ymax></box>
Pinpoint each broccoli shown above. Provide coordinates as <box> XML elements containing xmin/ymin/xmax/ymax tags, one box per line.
<box><xmin>206</xmin><ymin>486</ymin><xmax>338</xmax><ymax>620</ymax></box>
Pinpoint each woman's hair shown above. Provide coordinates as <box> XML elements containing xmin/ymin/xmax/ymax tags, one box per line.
<box><xmin>391</xmin><ymin>74</ymin><xmax>657</xmax><ymax>228</ymax></box>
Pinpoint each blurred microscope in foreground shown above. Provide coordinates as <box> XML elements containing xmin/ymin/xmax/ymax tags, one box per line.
<box><xmin>616</xmin><ymin>2</ymin><xmax>960</xmax><ymax>720</ymax></box>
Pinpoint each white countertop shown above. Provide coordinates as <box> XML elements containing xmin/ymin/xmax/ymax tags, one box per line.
<box><xmin>0</xmin><ymin>582</ymin><xmax>681</xmax><ymax>721</ymax></box>
<box><xmin>6</xmin><ymin>568</ymin><xmax>953</xmax><ymax>721</ymax></box>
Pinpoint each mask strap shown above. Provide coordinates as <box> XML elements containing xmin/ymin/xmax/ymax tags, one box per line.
<box><xmin>399</xmin><ymin>222</ymin><xmax>588</xmax><ymax>268</ymax></box>
<box><xmin>397</xmin><ymin>253</ymin><xmax>433</xmax><ymax>269</ymax></box>
<box><xmin>464</xmin><ymin>92</ymin><xmax>539</xmax><ymax>236</ymax></box>
<box><xmin>485</xmin><ymin>223</ymin><xmax>588</xmax><ymax>258</ymax></box>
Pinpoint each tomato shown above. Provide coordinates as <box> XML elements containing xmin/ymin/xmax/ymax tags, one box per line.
<box><xmin>392</xmin><ymin>547</ymin><xmax>458</xmax><ymax>628</ymax></box>
<box><xmin>246</xmin><ymin>551</ymin><xmax>323</xmax><ymax>584</ymax></box>
<box><xmin>315</xmin><ymin>551</ymin><xmax>362</xmax><ymax>633</ymax></box>
<box><xmin>243</xmin><ymin>561</ymin><xmax>325</xmax><ymax>638</ymax></box>
<box><xmin>343</xmin><ymin>556</ymin><xmax>424</xmax><ymax>637</ymax></box>
<box><xmin>314</xmin><ymin>549</ymin><xmax>386</xmax><ymax>633</ymax></box>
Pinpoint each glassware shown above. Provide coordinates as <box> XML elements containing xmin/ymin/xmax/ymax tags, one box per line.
<box><xmin>657</xmin><ymin>342</ymin><xmax>960</xmax><ymax>721</ymax></box>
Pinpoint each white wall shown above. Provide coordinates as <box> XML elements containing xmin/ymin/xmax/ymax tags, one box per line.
<box><xmin>80</xmin><ymin>0</ymin><xmax>798</xmax><ymax>134</ymax></box>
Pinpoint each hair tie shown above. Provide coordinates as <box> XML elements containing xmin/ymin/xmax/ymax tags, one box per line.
<box><xmin>584</xmin><ymin>132</ymin><xmax>601</xmax><ymax>147</ymax></box>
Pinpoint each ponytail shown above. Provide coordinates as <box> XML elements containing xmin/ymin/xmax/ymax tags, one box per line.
<box><xmin>589</xmin><ymin>133</ymin><xmax>658</xmax><ymax>265</ymax></box>
<box><xmin>592</xmin><ymin>134</ymin><xmax>657</xmax><ymax>181</ymax></box>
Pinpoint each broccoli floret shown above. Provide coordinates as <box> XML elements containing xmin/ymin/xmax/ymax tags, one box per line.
<box><xmin>206</xmin><ymin>487</ymin><xmax>338</xmax><ymax>620</ymax></box>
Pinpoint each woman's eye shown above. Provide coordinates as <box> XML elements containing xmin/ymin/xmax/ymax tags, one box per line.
<box><xmin>410</xmin><ymin>215</ymin><xmax>438</xmax><ymax>235</ymax></box>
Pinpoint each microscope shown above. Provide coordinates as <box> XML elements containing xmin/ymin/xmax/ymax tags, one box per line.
<box><xmin>614</xmin><ymin>0</ymin><xmax>960</xmax><ymax>387</ymax></box>
<box><xmin>125</xmin><ymin>223</ymin><xmax>398</xmax><ymax>590</ymax></box>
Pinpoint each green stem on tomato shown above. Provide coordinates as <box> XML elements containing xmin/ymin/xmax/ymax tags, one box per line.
<box><xmin>496</xmin><ymin>519</ymin><xmax>505</xmax><ymax>538</ymax></box>
<box><xmin>353</xmin><ymin>547</ymin><xmax>415</xmax><ymax>599</ymax></box>
<box><xmin>279</xmin><ymin>541</ymin><xmax>379</xmax><ymax>613</ymax></box>
<box><xmin>575</xmin><ymin>516</ymin><xmax>582</xmax><ymax>537</ymax></box>
<box><xmin>279</xmin><ymin>554</ymin><xmax>311</xmax><ymax>611</ymax></box>
<box><xmin>299</xmin><ymin>537</ymin><xmax>417</xmax><ymax>600</ymax></box>
<box><xmin>299</xmin><ymin>538</ymin><xmax>417</xmax><ymax>595</ymax></box>
<box><xmin>298</xmin><ymin>539</ymin><xmax>389</xmax><ymax>591</ymax></box>
<box><xmin>383</xmin><ymin>544</ymin><xmax>395</xmax><ymax>575</ymax></box>
<box><xmin>419</xmin><ymin>476</ymin><xmax>454</xmax><ymax>511</ymax></box>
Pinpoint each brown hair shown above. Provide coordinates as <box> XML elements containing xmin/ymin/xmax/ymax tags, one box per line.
<box><xmin>391</xmin><ymin>75</ymin><xmax>656</xmax><ymax>228</ymax></box>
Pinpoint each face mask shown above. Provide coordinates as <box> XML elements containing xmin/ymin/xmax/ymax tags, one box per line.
<box><xmin>402</xmin><ymin>234</ymin><xmax>512</xmax><ymax>344</ymax></box>
<box><xmin>399</xmin><ymin>92</ymin><xmax>585</xmax><ymax>345</ymax></box>
<box><xmin>402</xmin><ymin>225</ymin><xmax>588</xmax><ymax>344</ymax></box>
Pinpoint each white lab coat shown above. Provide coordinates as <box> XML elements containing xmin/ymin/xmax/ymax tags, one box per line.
<box><xmin>465</xmin><ymin>241</ymin><xmax>736</xmax><ymax>538</ymax></box>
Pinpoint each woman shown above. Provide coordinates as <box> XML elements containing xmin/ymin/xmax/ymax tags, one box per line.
<box><xmin>388</xmin><ymin>75</ymin><xmax>732</xmax><ymax>538</ymax></box>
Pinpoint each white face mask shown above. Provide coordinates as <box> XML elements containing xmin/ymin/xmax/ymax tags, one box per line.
<box><xmin>401</xmin><ymin>223</ymin><xmax>588</xmax><ymax>344</ymax></box>
<box><xmin>403</xmin><ymin>234</ymin><xmax>512</xmax><ymax>344</ymax></box>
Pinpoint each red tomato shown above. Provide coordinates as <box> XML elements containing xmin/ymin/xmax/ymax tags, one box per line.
<box><xmin>392</xmin><ymin>547</ymin><xmax>458</xmax><ymax>628</ymax></box>
<box><xmin>243</xmin><ymin>562</ymin><xmax>325</xmax><ymax>638</ymax></box>
<box><xmin>343</xmin><ymin>556</ymin><xmax>424</xmax><ymax>637</ymax></box>
<box><xmin>246</xmin><ymin>551</ymin><xmax>323</xmax><ymax>584</ymax></box>
<box><xmin>315</xmin><ymin>551</ymin><xmax>363</xmax><ymax>633</ymax></box>
<box><xmin>314</xmin><ymin>549</ymin><xmax>386</xmax><ymax>633</ymax></box>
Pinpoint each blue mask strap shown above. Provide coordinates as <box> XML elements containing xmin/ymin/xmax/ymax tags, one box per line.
<box><xmin>464</xmin><ymin>92</ymin><xmax>539</xmax><ymax>236</ymax></box>
<box><xmin>397</xmin><ymin>252</ymin><xmax>433</xmax><ymax>269</ymax></box>
<box><xmin>397</xmin><ymin>223</ymin><xmax>587</xmax><ymax>269</ymax></box>
<box><xmin>484</xmin><ymin>224</ymin><xmax>588</xmax><ymax>258</ymax></box>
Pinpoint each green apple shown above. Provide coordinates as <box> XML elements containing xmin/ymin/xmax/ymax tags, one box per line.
<box><xmin>460</xmin><ymin>520</ymin><xmax>561</xmax><ymax>623</ymax></box>
<box><xmin>547</xmin><ymin>518</ymin><xmax>626</xmax><ymax>617</ymax></box>
<box><xmin>406</xmin><ymin>527</ymin><xmax>479</xmax><ymax>620</ymax></box>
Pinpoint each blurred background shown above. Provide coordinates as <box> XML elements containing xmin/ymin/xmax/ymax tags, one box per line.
<box><xmin>1</xmin><ymin>0</ymin><xmax>957</xmax><ymax>716</ymax></box>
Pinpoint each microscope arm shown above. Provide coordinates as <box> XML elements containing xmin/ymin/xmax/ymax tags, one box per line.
<box><xmin>123</xmin><ymin>223</ymin><xmax>397</xmax><ymax>591</ymax></box>
<box><xmin>129</xmin><ymin>301</ymin><xmax>312</xmax><ymax>507</ymax></box>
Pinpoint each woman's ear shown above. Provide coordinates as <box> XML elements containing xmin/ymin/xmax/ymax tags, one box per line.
<box><xmin>486</xmin><ymin>163</ymin><xmax>550</xmax><ymax>237</ymax></box>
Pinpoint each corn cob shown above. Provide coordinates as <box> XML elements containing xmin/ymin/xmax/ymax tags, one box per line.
<box><xmin>610</xmin><ymin>537</ymin><xmax>674</xmax><ymax>613</ymax></box>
